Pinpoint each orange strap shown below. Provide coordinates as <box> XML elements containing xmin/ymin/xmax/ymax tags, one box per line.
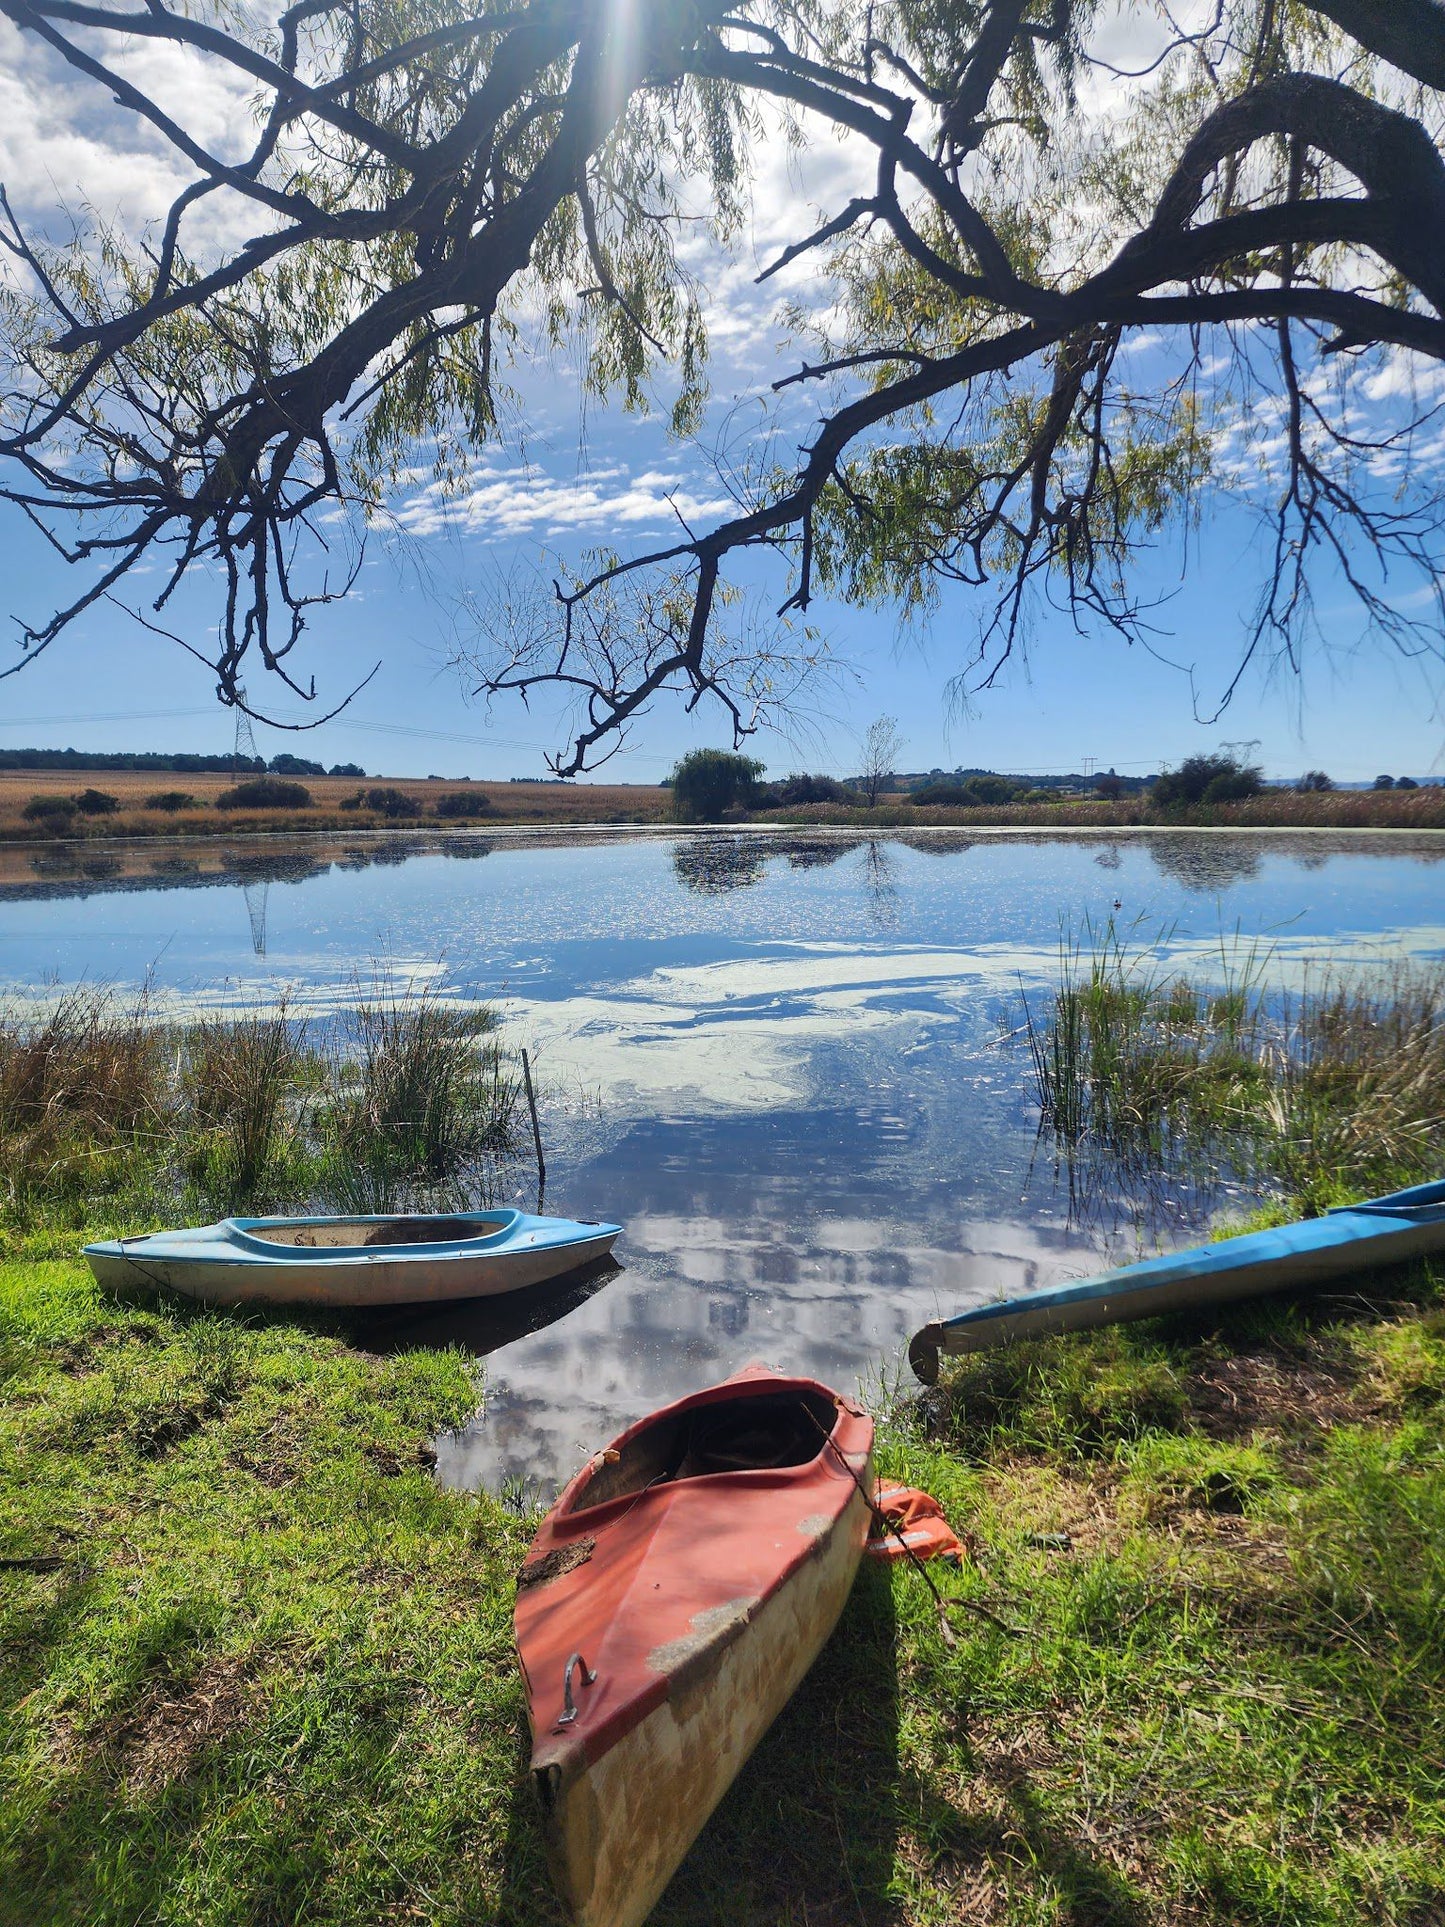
<box><xmin>865</xmin><ymin>1481</ymin><xmax>965</xmax><ymax>1564</ymax></box>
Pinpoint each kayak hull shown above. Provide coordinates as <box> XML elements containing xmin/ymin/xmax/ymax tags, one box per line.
<box><xmin>516</xmin><ymin>1369</ymin><xmax>874</xmax><ymax>1927</ymax></box>
<box><xmin>911</xmin><ymin>1177</ymin><xmax>1445</xmax><ymax>1382</ymax></box>
<box><xmin>84</xmin><ymin>1209</ymin><xmax>620</xmax><ymax>1308</ymax></box>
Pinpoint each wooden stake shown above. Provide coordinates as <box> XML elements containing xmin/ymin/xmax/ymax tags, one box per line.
<box><xmin>521</xmin><ymin>1047</ymin><xmax>546</xmax><ymax>1199</ymax></box>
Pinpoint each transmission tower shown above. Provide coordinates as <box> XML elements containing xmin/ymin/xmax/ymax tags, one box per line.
<box><xmin>232</xmin><ymin>685</ymin><xmax>260</xmax><ymax>773</ymax></box>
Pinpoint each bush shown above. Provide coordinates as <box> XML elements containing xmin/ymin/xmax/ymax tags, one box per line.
<box><xmin>1094</xmin><ymin>772</ymin><xmax>1124</xmax><ymax>799</ymax></box>
<box><xmin>144</xmin><ymin>790</ymin><xmax>198</xmax><ymax>811</ymax></box>
<box><xmin>21</xmin><ymin>793</ymin><xmax>78</xmax><ymax>824</ymax></box>
<box><xmin>1297</xmin><ymin>769</ymin><xmax>1333</xmax><ymax>792</ymax></box>
<box><xmin>215</xmin><ymin>778</ymin><xmax>313</xmax><ymax>810</ymax></box>
<box><xmin>74</xmin><ymin>788</ymin><xmax>120</xmax><ymax>815</ymax></box>
<box><xmin>342</xmin><ymin>785</ymin><xmax>422</xmax><ymax>819</ymax></box>
<box><xmin>434</xmin><ymin>790</ymin><xmax>492</xmax><ymax>819</ymax></box>
<box><xmin>669</xmin><ymin>749</ymin><xmax>766</xmax><ymax>821</ymax></box>
<box><xmin>1150</xmin><ymin>751</ymin><xmax>1264</xmax><ymax>809</ymax></box>
<box><xmin>776</xmin><ymin>772</ymin><xmax>848</xmax><ymax>806</ymax></box>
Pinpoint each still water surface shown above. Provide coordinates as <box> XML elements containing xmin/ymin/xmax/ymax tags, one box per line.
<box><xmin>3</xmin><ymin>825</ymin><xmax>1443</xmax><ymax>1494</ymax></box>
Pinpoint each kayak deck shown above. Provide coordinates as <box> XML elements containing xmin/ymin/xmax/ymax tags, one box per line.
<box><xmin>516</xmin><ymin>1369</ymin><xmax>873</xmax><ymax>1927</ymax></box>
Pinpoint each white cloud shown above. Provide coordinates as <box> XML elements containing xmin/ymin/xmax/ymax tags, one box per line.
<box><xmin>392</xmin><ymin>458</ymin><xmax>735</xmax><ymax>541</ymax></box>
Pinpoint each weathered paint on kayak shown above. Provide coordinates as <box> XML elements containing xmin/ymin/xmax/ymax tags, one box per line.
<box><xmin>909</xmin><ymin>1177</ymin><xmax>1445</xmax><ymax>1383</ymax></box>
<box><xmin>515</xmin><ymin>1367</ymin><xmax>874</xmax><ymax>1927</ymax></box>
<box><xmin>83</xmin><ymin>1208</ymin><xmax>620</xmax><ymax>1307</ymax></box>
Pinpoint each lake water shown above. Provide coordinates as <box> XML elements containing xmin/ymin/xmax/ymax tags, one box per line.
<box><xmin>3</xmin><ymin>824</ymin><xmax>1443</xmax><ymax>1496</ymax></box>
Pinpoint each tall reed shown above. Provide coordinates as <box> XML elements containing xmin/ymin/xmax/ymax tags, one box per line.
<box><xmin>181</xmin><ymin>1003</ymin><xmax>314</xmax><ymax>1208</ymax></box>
<box><xmin>1022</xmin><ymin>922</ymin><xmax>1445</xmax><ymax>1203</ymax></box>
<box><xmin>326</xmin><ymin>974</ymin><xmax>520</xmax><ymax>1199</ymax></box>
<box><xmin>0</xmin><ymin>973</ymin><xmax>524</xmax><ymax>1234</ymax></box>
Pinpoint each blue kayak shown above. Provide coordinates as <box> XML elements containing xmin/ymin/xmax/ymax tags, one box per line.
<box><xmin>85</xmin><ymin>1208</ymin><xmax>620</xmax><ymax>1308</ymax></box>
<box><xmin>909</xmin><ymin>1178</ymin><xmax>1445</xmax><ymax>1382</ymax></box>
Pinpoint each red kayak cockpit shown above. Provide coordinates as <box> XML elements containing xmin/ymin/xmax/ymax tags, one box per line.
<box><xmin>561</xmin><ymin>1382</ymin><xmax>846</xmax><ymax>1517</ymax></box>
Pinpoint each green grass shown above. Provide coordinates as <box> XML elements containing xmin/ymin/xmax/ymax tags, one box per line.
<box><xmin>3</xmin><ymin>1251</ymin><xmax>1443</xmax><ymax>1924</ymax></box>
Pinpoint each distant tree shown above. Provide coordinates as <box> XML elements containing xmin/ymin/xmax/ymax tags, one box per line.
<box><xmin>777</xmin><ymin>773</ymin><xmax>848</xmax><ymax>806</ymax></box>
<box><xmin>1297</xmin><ymin>770</ymin><xmax>1334</xmax><ymax>792</ymax></box>
<box><xmin>1094</xmin><ymin>773</ymin><xmax>1124</xmax><ymax>800</ymax></box>
<box><xmin>74</xmin><ymin>788</ymin><xmax>120</xmax><ymax>815</ymax></box>
<box><xmin>215</xmin><ymin>779</ymin><xmax>313</xmax><ymax>810</ymax></box>
<box><xmin>1151</xmin><ymin>752</ymin><xmax>1264</xmax><ymax>810</ymax></box>
<box><xmin>669</xmin><ymin>750</ymin><xmax>765</xmax><ymax>823</ymax></box>
<box><xmin>328</xmin><ymin>763</ymin><xmax>367</xmax><ymax>779</ymax></box>
<box><xmin>859</xmin><ymin>718</ymin><xmax>905</xmax><ymax>809</ymax></box>
<box><xmin>1397</xmin><ymin>776</ymin><xmax>1420</xmax><ymax>790</ymax></box>
<box><xmin>1373</xmin><ymin>774</ymin><xmax>1395</xmax><ymax>790</ymax></box>
<box><xmin>268</xmin><ymin>754</ymin><xmax>326</xmax><ymax>777</ymax></box>
<box><xmin>913</xmin><ymin>774</ymin><xmax>1028</xmax><ymax>807</ymax></box>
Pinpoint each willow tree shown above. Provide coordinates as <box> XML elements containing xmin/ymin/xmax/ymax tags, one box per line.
<box><xmin>2</xmin><ymin>0</ymin><xmax>1444</xmax><ymax>769</ymax></box>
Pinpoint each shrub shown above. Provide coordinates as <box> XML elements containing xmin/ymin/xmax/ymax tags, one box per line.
<box><xmin>73</xmin><ymin>787</ymin><xmax>120</xmax><ymax>815</ymax></box>
<box><xmin>215</xmin><ymin>778</ymin><xmax>313</xmax><ymax>810</ymax></box>
<box><xmin>1094</xmin><ymin>772</ymin><xmax>1124</xmax><ymax>800</ymax></box>
<box><xmin>21</xmin><ymin>794</ymin><xmax>77</xmax><ymax>824</ymax></box>
<box><xmin>669</xmin><ymin>749</ymin><xmax>766</xmax><ymax>821</ymax></box>
<box><xmin>1150</xmin><ymin>751</ymin><xmax>1264</xmax><ymax>809</ymax></box>
<box><xmin>343</xmin><ymin>785</ymin><xmax>421</xmax><ymax>818</ymax></box>
<box><xmin>434</xmin><ymin>790</ymin><xmax>492</xmax><ymax>819</ymax></box>
<box><xmin>1297</xmin><ymin>769</ymin><xmax>1333</xmax><ymax>792</ymax></box>
<box><xmin>144</xmin><ymin>790</ymin><xmax>198</xmax><ymax>811</ymax></box>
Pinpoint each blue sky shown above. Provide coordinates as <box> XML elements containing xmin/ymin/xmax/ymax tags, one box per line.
<box><xmin>1</xmin><ymin>6</ymin><xmax>1442</xmax><ymax>786</ymax></box>
<box><xmin>3</xmin><ymin>396</ymin><xmax>1440</xmax><ymax>786</ymax></box>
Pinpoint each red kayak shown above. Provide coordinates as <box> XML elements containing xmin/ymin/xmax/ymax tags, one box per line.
<box><xmin>514</xmin><ymin>1367</ymin><xmax>875</xmax><ymax>1927</ymax></box>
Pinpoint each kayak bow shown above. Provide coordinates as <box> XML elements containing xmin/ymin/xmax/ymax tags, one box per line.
<box><xmin>910</xmin><ymin>1177</ymin><xmax>1445</xmax><ymax>1383</ymax></box>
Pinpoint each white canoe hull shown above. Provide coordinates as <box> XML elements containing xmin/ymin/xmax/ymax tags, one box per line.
<box><xmin>85</xmin><ymin>1211</ymin><xmax>619</xmax><ymax>1308</ymax></box>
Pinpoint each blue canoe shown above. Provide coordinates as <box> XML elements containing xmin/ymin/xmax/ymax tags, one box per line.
<box><xmin>909</xmin><ymin>1177</ymin><xmax>1445</xmax><ymax>1382</ymax></box>
<box><xmin>85</xmin><ymin>1208</ymin><xmax>621</xmax><ymax>1308</ymax></box>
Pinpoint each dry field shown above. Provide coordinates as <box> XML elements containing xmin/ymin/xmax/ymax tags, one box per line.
<box><xmin>0</xmin><ymin>770</ymin><xmax>670</xmax><ymax>843</ymax></box>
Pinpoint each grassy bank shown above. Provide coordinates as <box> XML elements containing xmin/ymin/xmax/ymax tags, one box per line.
<box><xmin>2</xmin><ymin>1246</ymin><xmax>1442</xmax><ymax>1924</ymax></box>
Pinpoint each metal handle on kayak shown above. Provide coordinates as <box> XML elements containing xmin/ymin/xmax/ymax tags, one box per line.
<box><xmin>557</xmin><ymin>1652</ymin><xmax>597</xmax><ymax>1727</ymax></box>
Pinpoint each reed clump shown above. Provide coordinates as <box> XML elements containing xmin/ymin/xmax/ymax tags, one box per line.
<box><xmin>181</xmin><ymin>1004</ymin><xmax>316</xmax><ymax>1208</ymax></box>
<box><xmin>0</xmin><ymin>978</ymin><xmax>522</xmax><ymax>1240</ymax></box>
<box><xmin>1023</xmin><ymin>922</ymin><xmax>1445</xmax><ymax>1203</ymax></box>
<box><xmin>325</xmin><ymin>976</ymin><xmax>519</xmax><ymax>1207</ymax></box>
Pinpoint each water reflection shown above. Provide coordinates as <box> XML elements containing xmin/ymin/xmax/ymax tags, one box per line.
<box><xmin>1142</xmin><ymin>834</ymin><xmax>1263</xmax><ymax>893</ymax></box>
